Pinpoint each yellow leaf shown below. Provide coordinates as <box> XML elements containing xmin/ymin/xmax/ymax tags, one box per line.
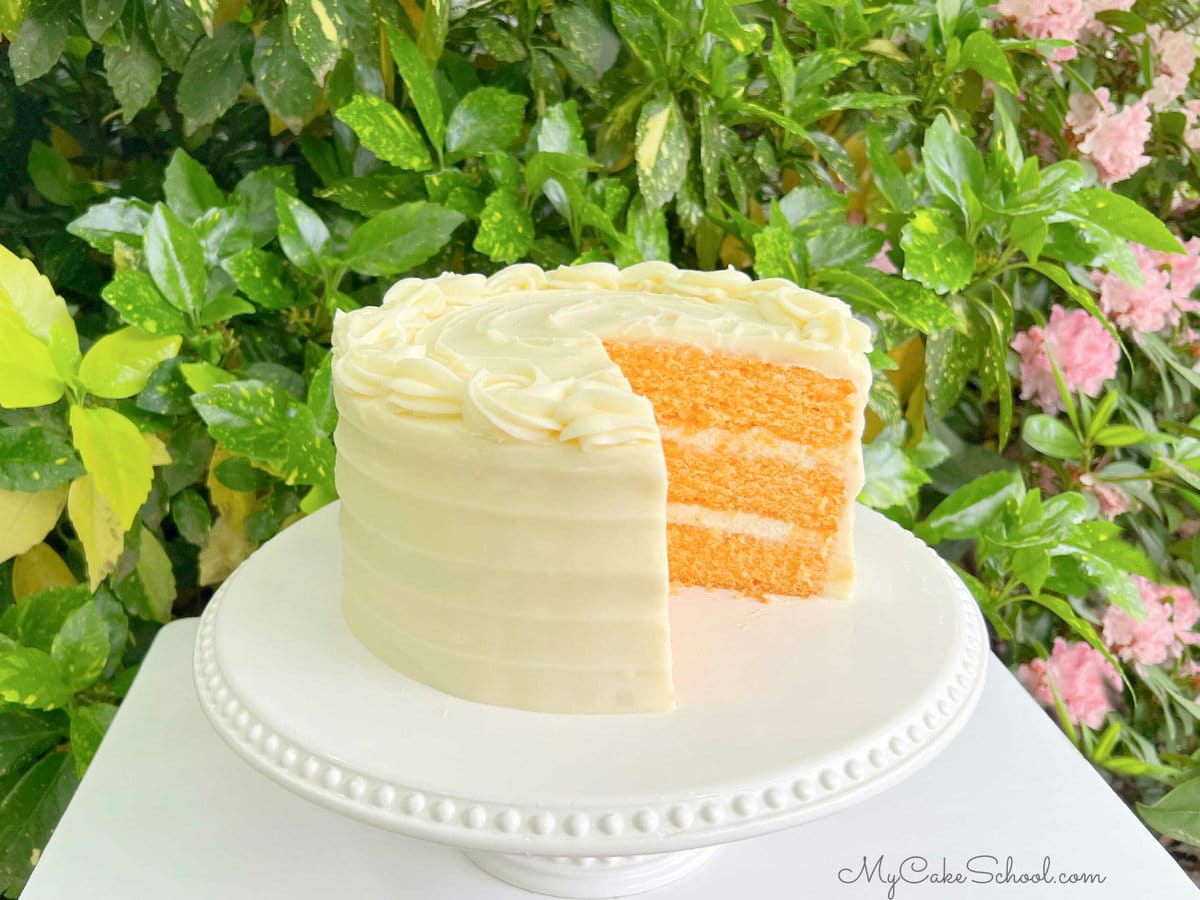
<box><xmin>49</xmin><ymin>124</ymin><xmax>84</xmax><ymax>160</ymax></box>
<box><xmin>0</xmin><ymin>308</ymin><xmax>67</xmax><ymax>408</ymax></box>
<box><xmin>207</xmin><ymin>445</ymin><xmax>258</xmax><ymax>533</ymax></box>
<box><xmin>0</xmin><ymin>244</ymin><xmax>80</xmax><ymax>379</ymax></box>
<box><xmin>144</xmin><ymin>434</ymin><xmax>172</xmax><ymax>466</ymax></box>
<box><xmin>12</xmin><ymin>543</ymin><xmax>75</xmax><ymax>600</ymax></box>
<box><xmin>0</xmin><ymin>486</ymin><xmax>67</xmax><ymax>565</ymax></box>
<box><xmin>198</xmin><ymin>514</ymin><xmax>254</xmax><ymax>586</ymax></box>
<box><xmin>68</xmin><ymin>475</ymin><xmax>125</xmax><ymax>590</ymax></box>
<box><xmin>69</xmin><ymin>406</ymin><xmax>152</xmax><ymax>532</ymax></box>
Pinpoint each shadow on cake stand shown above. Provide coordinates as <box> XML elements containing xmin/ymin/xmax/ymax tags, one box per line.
<box><xmin>193</xmin><ymin>503</ymin><xmax>988</xmax><ymax>899</ymax></box>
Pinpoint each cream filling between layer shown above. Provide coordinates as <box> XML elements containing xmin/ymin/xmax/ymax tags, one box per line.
<box><xmin>665</xmin><ymin>503</ymin><xmax>793</xmax><ymax>542</ymax></box>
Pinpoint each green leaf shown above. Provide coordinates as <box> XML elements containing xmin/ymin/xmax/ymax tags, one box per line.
<box><xmin>0</xmin><ymin>0</ymin><xmax>30</xmax><ymax>35</ymax></box>
<box><xmin>171</xmin><ymin>488</ymin><xmax>212</xmax><ymax>546</ymax></box>
<box><xmin>864</xmin><ymin>123</ymin><xmax>914</xmax><ymax>214</ymax></box>
<box><xmin>50</xmin><ymin>603</ymin><xmax>108</xmax><ymax>693</ymax></box>
<box><xmin>1138</xmin><ymin>777</ymin><xmax>1200</xmax><ymax>844</ymax></box>
<box><xmin>27</xmin><ymin>140</ymin><xmax>80</xmax><ymax>207</ymax></box>
<box><xmin>344</xmin><ymin>201</ymin><xmax>464</xmax><ymax>277</ymax></box>
<box><xmin>9</xmin><ymin>0</ymin><xmax>68</xmax><ymax>85</ymax></box>
<box><xmin>0</xmin><ymin>648</ymin><xmax>70</xmax><ymax>711</ymax></box>
<box><xmin>1022</xmin><ymin>414</ymin><xmax>1083</xmax><ymax>460</ymax></box>
<box><xmin>925</xmin><ymin>324</ymin><xmax>979</xmax><ymax>416</ymax></box>
<box><xmin>230</xmin><ymin>166</ymin><xmax>296</xmax><ymax>246</ymax></box>
<box><xmin>415</xmin><ymin>0</ymin><xmax>447</xmax><ymax>63</ymax></box>
<box><xmin>860</xmin><ymin>437</ymin><xmax>930</xmax><ymax>510</ymax></box>
<box><xmin>274</xmin><ymin>190</ymin><xmax>329</xmax><ymax>276</ymax></box>
<box><xmin>115</xmin><ymin>526</ymin><xmax>175</xmax><ymax>623</ymax></box>
<box><xmin>176</xmin><ymin>22</ymin><xmax>252</xmax><ymax>133</ymax></box>
<box><xmin>1</xmin><ymin>586</ymin><xmax>89</xmax><ymax>652</ymax></box>
<box><xmin>609</xmin><ymin>0</ymin><xmax>666</xmax><ymax>74</ymax></box>
<box><xmin>0</xmin><ymin>711</ymin><xmax>66</xmax><ymax>780</ymax></box>
<box><xmin>318</xmin><ymin>170</ymin><xmax>425</xmax><ymax>216</ymax></box>
<box><xmin>100</xmin><ymin>270</ymin><xmax>190</xmax><ymax>336</ymax></box>
<box><xmin>103</xmin><ymin>17</ymin><xmax>162</xmax><ymax>119</ymax></box>
<box><xmin>147</xmin><ymin>0</ymin><xmax>204</xmax><ymax>70</ymax></box>
<box><xmin>960</xmin><ymin>30</ymin><xmax>1017</xmax><ymax>94</ymax></box>
<box><xmin>0</xmin><ymin>310</ymin><xmax>66</xmax><ymax>408</ymax></box>
<box><xmin>335</xmin><ymin>94</ymin><xmax>432</xmax><ymax>171</ymax></box>
<box><xmin>386</xmin><ymin>23</ymin><xmax>444</xmax><ymax>154</ymax></box>
<box><xmin>552</xmin><ymin>3</ymin><xmax>618</xmax><ymax>76</ymax></box>
<box><xmin>922</xmin><ymin>115</ymin><xmax>984</xmax><ymax>222</ymax></box>
<box><xmin>77</xmin><ymin>327</ymin><xmax>182</xmax><ymax>400</ymax></box>
<box><xmin>163</xmin><ymin>150</ymin><xmax>223</xmax><ymax>223</ymax></box>
<box><xmin>445</xmin><ymin>87</ymin><xmax>527</xmax><ymax>162</ymax></box>
<box><xmin>67</xmin><ymin>198</ymin><xmax>152</xmax><ymax>253</ymax></box>
<box><xmin>82</xmin><ymin>0</ymin><xmax>124</xmax><ymax>39</ymax></box>
<box><xmin>0</xmin><ymin>748</ymin><xmax>78</xmax><ymax>894</ymax></box>
<box><xmin>306</xmin><ymin>351</ymin><xmax>336</xmax><ymax>435</ymax></box>
<box><xmin>477</xmin><ymin>19</ymin><xmax>525</xmax><ymax>63</ymax></box>
<box><xmin>68</xmin><ymin>406</ymin><xmax>153</xmax><ymax>532</ymax></box>
<box><xmin>920</xmin><ymin>469</ymin><xmax>1024</xmax><ymax>542</ymax></box>
<box><xmin>145</xmin><ymin>203</ymin><xmax>207</xmax><ymax>317</ymax></box>
<box><xmin>900</xmin><ymin>208</ymin><xmax>975</xmax><ymax>293</ymax></box>
<box><xmin>192</xmin><ymin>380</ymin><xmax>335</xmax><ymax>486</ymax></box>
<box><xmin>69</xmin><ymin>702</ymin><xmax>116</xmax><ymax>776</ymax></box>
<box><xmin>635</xmin><ymin>95</ymin><xmax>689</xmax><ymax>211</ymax></box>
<box><xmin>0</xmin><ymin>426</ymin><xmax>84</xmax><ymax>492</ymax></box>
<box><xmin>252</xmin><ymin>15</ymin><xmax>320</xmax><ymax>135</ymax></box>
<box><xmin>627</xmin><ymin>195</ymin><xmax>669</xmax><ymax>262</ymax></box>
<box><xmin>1069</xmin><ymin>190</ymin><xmax>1185</xmax><ymax>255</ymax></box>
<box><xmin>1093</xmin><ymin>424</ymin><xmax>1146</xmax><ymax>447</ymax></box>
<box><xmin>816</xmin><ymin>268</ymin><xmax>959</xmax><ymax>333</ymax></box>
<box><xmin>287</xmin><ymin>0</ymin><xmax>345</xmax><ymax>83</ymax></box>
<box><xmin>473</xmin><ymin>188</ymin><xmax>534</xmax><ymax>264</ymax></box>
<box><xmin>752</xmin><ymin>204</ymin><xmax>803</xmax><ymax>284</ymax></box>
<box><xmin>223</xmin><ymin>249</ymin><xmax>296</xmax><ymax>310</ymax></box>
<box><xmin>702</xmin><ymin>0</ymin><xmax>763</xmax><ymax>54</ymax></box>
<box><xmin>196</xmin><ymin>294</ymin><xmax>254</xmax><ymax>326</ymax></box>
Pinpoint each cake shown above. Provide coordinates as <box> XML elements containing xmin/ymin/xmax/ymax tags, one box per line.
<box><xmin>331</xmin><ymin>262</ymin><xmax>871</xmax><ymax>714</ymax></box>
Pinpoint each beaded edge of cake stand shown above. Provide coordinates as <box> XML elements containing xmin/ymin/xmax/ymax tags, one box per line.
<box><xmin>192</xmin><ymin>512</ymin><xmax>987</xmax><ymax>855</ymax></box>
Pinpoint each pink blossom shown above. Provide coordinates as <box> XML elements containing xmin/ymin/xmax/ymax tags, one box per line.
<box><xmin>1179</xmin><ymin>518</ymin><xmax>1200</xmax><ymax>540</ymax></box>
<box><xmin>1184</xmin><ymin>100</ymin><xmax>1200</xmax><ymax>153</ymax></box>
<box><xmin>1142</xmin><ymin>27</ymin><xmax>1196</xmax><ymax>110</ymax></box>
<box><xmin>1103</xmin><ymin>576</ymin><xmax>1200</xmax><ymax>668</ymax></box>
<box><xmin>1076</xmin><ymin>97</ymin><xmax>1152</xmax><ymax>187</ymax></box>
<box><xmin>1011</xmin><ymin>305</ymin><xmax>1121</xmax><ymax>414</ymax></box>
<box><xmin>868</xmin><ymin>242</ymin><xmax>898</xmax><ymax>275</ymax></box>
<box><xmin>1066</xmin><ymin>88</ymin><xmax>1114</xmax><ymax>136</ymax></box>
<box><xmin>993</xmin><ymin>0</ymin><xmax>1087</xmax><ymax>61</ymax></box>
<box><xmin>1077</xmin><ymin>473</ymin><xmax>1130</xmax><ymax>519</ymax></box>
<box><xmin>1019</xmin><ymin>638</ymin><xmax>1121</xmax><ymax>728</ymax></box>
<box><xmin>1094</xmin><ymin>239</ymin><xmax>1200</xmax><ymax>336</ymax></box>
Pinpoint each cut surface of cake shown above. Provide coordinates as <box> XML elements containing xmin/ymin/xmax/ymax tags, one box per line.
<box><xmin>331</xmin><ymin>262</ymin><xmax>871</xmax><ymax>714</ymax></box>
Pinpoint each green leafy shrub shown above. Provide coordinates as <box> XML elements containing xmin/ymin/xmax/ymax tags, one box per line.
<box><xmin>3</xmin><ymin>0</ymin><xmax>1200</xmax><ymax>891</ymax></box>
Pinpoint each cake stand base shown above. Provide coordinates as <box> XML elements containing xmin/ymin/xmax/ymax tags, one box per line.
<box><xmin>464</xmin><ymin>847</ymin><xmax>721</xmax><ymax>898</ymax></box>
<box><xmin>194</xmin><ymin>502</ymin><xmax>988</xmax><ymax>899</ymax></box>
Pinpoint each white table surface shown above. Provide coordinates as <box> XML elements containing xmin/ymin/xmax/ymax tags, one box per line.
<box><xmin>23</xmin><ymin>619</ymin><xmax>1199</xmax><ymax>899</ymax></box>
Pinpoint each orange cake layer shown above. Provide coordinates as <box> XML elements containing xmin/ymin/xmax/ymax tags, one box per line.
<box><xmin>666</xmin><ymin>523</ymin><xmax>830</xmax><ymax>599</ymax></box>
<box><xmin>603</xmin><ymin>340</ymin><xmax>857</xmax><ymax>448</ymax></box>
<box><xmin>661</xmin><ymin>436</ymin><xmax>845</xmax><ymax>531</ymax></box>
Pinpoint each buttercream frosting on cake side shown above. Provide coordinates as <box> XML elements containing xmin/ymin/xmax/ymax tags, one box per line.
<box><xmin>331</xmin><ymin>262</ymin><xmax>871</xmax><ymax>714</ymax></box>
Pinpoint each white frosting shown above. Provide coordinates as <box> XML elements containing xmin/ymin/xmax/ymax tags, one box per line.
<box><xmin>332</xmin><ymin>262</ymin><xmax>870</xmax><ymax>714</ymax></box>
<box><xmin>333</xmin><ymin>261</ymin><xmax>871</xmax><ymax>449</ymax></box>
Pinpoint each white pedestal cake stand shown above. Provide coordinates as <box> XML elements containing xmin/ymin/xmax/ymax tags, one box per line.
<box><xmin>193</xmin><ymin>503</ymin><xmax>987</xmax><ymax>899</ymax></box>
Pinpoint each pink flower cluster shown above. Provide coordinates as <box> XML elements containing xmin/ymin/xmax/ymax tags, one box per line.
<box><xmin>991</xmin><ymin>0</ymin><xmax>1134</xmax><ymax>62</ymax></box>
<box><xmin>1102</xmin><ymin>576</ymin><xmax>1200</xmax><ymax>668</ymax></box>
<box><xmin>1019</xmin><ymin>638</ymin><xmax>1121</xmax><ymax>728</ymax></box>
<box><xmin>1065</xmin><ymin>88</ymin><xmax>1152</xmax><ymax>187</ymax></box>
<box><xmin>1093</xmin><ymin>239</ymin><xmax>1200</xmax><ymax>336</ymax></box>
<box><xmin>1010</xmin><ymin>304</ymin><xmax>1121</xmax><ymax>414</ymax></box>
<box><xmin>1143</xmin><ymin>26</ymin><xmax>1196</xmax><ymax>111</ymax></box>
<box><xmin>1183</xmin><ymin>101</ymin><xmax>1200</xmax><ymax>154</ymax></box>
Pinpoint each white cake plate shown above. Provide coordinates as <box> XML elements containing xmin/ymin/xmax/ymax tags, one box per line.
<box><xmin>193</xmin><ymin>503</ymin><xmax>987</xmax><ymax>899</ymax></box>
